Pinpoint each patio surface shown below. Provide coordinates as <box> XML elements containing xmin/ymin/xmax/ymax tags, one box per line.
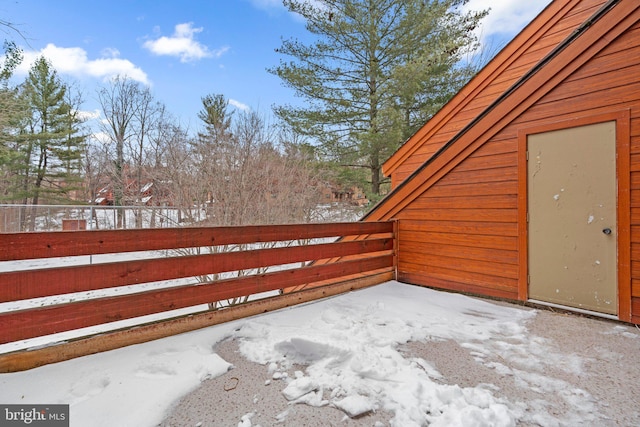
<box><xmin>160</xmin><ymin>291</ymin><xmax>640</xmax><ymax>427</ymax></box>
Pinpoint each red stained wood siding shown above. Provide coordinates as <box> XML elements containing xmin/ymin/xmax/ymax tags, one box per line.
<box><xmin>368</xmin><ymin>1</ymin><xmax>640</xmax><ymax>322</ymax></box>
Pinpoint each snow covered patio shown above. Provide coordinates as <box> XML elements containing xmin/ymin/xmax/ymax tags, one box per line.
<box><xmin>1</xmin><ymin>281</ymin><xmax>639</xmax><ymax>427</ymax></box>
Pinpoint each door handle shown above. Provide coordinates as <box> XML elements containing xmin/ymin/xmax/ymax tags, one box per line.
<box><xmin>602</xmin><ymin>228</ymin><xmax>612</xmax><ymax>235</ymax></box>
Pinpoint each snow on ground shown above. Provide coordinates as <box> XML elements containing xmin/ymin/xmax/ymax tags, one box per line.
<box><xmin>0</xmin><ymin>281</ymin><xmax>599</xmax><ymax>426</ymax></box>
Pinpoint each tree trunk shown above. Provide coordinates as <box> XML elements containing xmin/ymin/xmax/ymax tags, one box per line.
<box><xmin>115</xmin><ymin>137</ymin><xmax>124</xmax><ymax>228</ymax></box>
<box><xmin>370</xmin><ymin>153</ymin><xmax>380</xmax><ymax>195</ymax></box>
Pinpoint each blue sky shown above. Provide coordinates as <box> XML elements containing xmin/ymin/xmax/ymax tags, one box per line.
<box><xmin>2</xmin><ymin>0</ymin><xmax>551</xmax><ymax>132</ymax></box>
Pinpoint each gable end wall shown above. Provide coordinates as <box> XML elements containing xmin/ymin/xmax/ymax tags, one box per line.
<box><xmin>388</xmin><ymin>0</ymin><xmax>606</xmax><ymax>188</ymax></box>
<box><xmin>394</xmin><ymin>19</ymin><xmax>640</xmax><ymax>322</ymax></box>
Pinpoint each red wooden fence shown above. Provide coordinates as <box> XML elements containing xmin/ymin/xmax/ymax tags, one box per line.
<box><xmin>0</xmin><ymin>222</ymin><xmax>395</xmax><ymax>348</ymax></box>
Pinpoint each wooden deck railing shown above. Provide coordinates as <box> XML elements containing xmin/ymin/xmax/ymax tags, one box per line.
<box><xmin>0</xmin><ymin>221</ymin><xmax>395</xmax><ymax>371</ymax></box>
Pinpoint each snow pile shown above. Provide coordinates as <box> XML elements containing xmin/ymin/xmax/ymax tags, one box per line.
<box><xmin>235</xmin><ymin>282</ymin><xmax>535</xmax><ymax>426</ymax></box>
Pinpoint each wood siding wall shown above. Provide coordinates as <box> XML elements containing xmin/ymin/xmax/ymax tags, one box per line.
<box><xmin>386</xmin><ymin>0</ymin><xmax>606</xmax><ymax>188</ymax></box>
<box><xmin>395</xmin><ymin>13</ymin><xmax>640</xmax><ymax>321</ymax></box>
<box><xmin>396</xmin><ymin>141</ymin><xmax>520</xmax><ymax>299</ymax></box>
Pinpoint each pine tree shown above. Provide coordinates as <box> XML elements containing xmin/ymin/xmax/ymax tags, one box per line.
<box><xmin>0</xmin><ymin>41</ymin><xmax>26</xmax><ymax>199</ymax></box>
<box><xmin>18</xmin><ymin>56</ymin><xmax>85</xmax><ymax>229</ymax></box>
<box><xmin>270</xmin><ymin>0</ymin><xmax>487</xmax><ymax>197</ymax></box>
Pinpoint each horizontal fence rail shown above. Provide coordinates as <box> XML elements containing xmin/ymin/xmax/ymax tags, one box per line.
<box><xmin>0</xmin><ymin>222</ymin><xmax>395</xmax><ymax>349</ymax></box>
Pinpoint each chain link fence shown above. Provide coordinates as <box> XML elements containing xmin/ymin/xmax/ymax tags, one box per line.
<box><xmin>0</xmin><ymin>203</ymin><xmax>366</xmax><ymax>233</ymax></box>
<box><xmin>0</xmin><ymin>204</ymin><xmax>197</xmax><ymax>233</ymax></box>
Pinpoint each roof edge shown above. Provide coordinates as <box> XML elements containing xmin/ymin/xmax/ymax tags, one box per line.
<box><xmin>366</xmin><ymin>0</ymin><xmax>628</xmax><ymax>221</ymax></box>
<box><xmin>381</xmin><ymin>0</ymin><xmax>580</xmax><ymax>177</ymax></box>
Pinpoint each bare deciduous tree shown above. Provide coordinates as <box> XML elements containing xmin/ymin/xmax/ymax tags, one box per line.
<box><xmin>161</xmin><ymin>95</ymin><xmax>325</xmax><ymax>308</ymax></box>
<box><xmin>98</xmin><ymin>76</ymin><xmax>161</xmax><ymax>227</ymax></box>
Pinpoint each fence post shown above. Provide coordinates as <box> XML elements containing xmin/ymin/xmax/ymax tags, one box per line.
<box><xmin>393</xmin><ymin>219</ymin><xmax>399</xmax><ymax>281</ymax></box>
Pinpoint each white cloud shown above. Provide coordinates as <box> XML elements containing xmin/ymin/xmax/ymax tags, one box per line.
<box><xmin>143</xmin><ymin>22</ymin><xmax>228</xmax><ymax>63</ymax></box>
<box><xmin>100</xmin><ymin>47</ymin><xmax>121</xmax><ymax>58</ymax></box>
<box><xmin>464</xmin><ymin>0</ymin><xmax>552</xmax><ymax>46</ymax></box>
<box><xmin>229</xmin><ymin>99</ymin><xmax>250</xmax><ymax>111</ymax></box>
<box><xmin>248</xmin><ymin>0</ymin><xmax>286</xmax><ymax>11</ymax></box>
<box><xmin>16</xmin><ymin>44</ymin><xmax>149</xmax><ymax>84</ymax></box>
<box><xmin>76</xmin><ymin>109</ymin><xmax>101</xmax><ymax>121</ymax></box>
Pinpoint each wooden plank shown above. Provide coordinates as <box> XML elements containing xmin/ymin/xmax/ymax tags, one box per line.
<box><xmin>398</xmin><ymin>230</ymin><xmax>517</xmax><ymax>251</ymax></box>
<box><xmin>630</xmin><ymin>260</ymin><xmax>640</xmax><ymax>281</ymax></box>
<box><xmin>397</xmin><ymin>267</ymin><xmax>518</xmax><ymax>297</ymax></box>
<box><xmin>397</xmin><ymin>262</ymin><xmax>518</xmax><ymax>293</ymax></box>
<box><xmin>398</xmin><ymin>208</ymin><xmax>517</xmax><ymax>223</ymax></box>
<box><xmin>541</xmin><ymin>63</ymin><xmax>640</xmax><ymax>106</ymax></box>
<box><xmin>565</xmin><ymin>42</ymin><xmax>640</xmax><ymax>84</ymax></box>
<box><xmin>616</xmin><ymin>108</ymin><xmax>632</xmax><ymax>322</ymax></box>
<box><xmin>399</xmin><ymin>219</ymin><xmax>519</xmax><ymax>237</ymax></box>
<box><xmin>400</xmin><ymin>240</ymin><xmax>518</xmax><ymax>265</ymax></box>
<box><xmin>544</xmin><ymin>1</ymin><xmax>603</xmax><ymax>37</ymax></box>
<box><xmin>476</xmin><ymin>69</ymin><xmax>529</xmax><ymax>98</ymax></box>
<box><xmin>511</xmin><ymin>24</ymin><xmax>575</xmax><ymax>61</ymax></box>
<box><xmin>470</xmin><ymin>140</ymin><xmax>517</xmax><ymax>157</ymax></box>
<box><xmin>283</xmin><ymin>267</ymin><xmax>393</xmax><ymax>293</ymax></box>
<box><xmin>526</xmin><ymin>82</ymin><xmax>640</xmax><ymax>125</ymax></box>
<box><xmin>631</xmin><ymin>117</ymin><xmax>640</xmax><ymax>138</ymax></box>
<box><xmin>632</xmin><ymin>296</ymin><xmax>640</xmax><ymax>322</ymax></box>
<box><xmin>489</xmin><ymin>55</ymin><xmax>544</xmax><ymax>88</ymax></box>
<box><xmin>0</xmin><ymin>271</ymin><xmax>394</xmax><ymax>373</ymax></box>
<box><xmin>631</xmin><ymin>243</ymin><xmax>640</xmax><ymax>262</ymax></box>
<box><xmin>460</xmin><ymin>84</ymin><xmax>516</xmax><ymax>114</ymax></box>
<box><xmin>0</xmin><ymin>221</ymin><xmax>394</xmax><ymax>261</ymax></box>
<box><xmin>631</xmin><ymin>225</ymin><xmax>640</xmax><ymax>244</ymax></box>
<box><xmin>394</xmin><ymin>219</ymin><xmax>399</xmax><ymax>280</ymax></box>
<box><xmin>398</xmin><ymin>252</ymin><xmax>518</xmax><ymax>280</ymax></box>
<box><xmin>631</xmin><ymin>153</ymin><xmax>640</xmax><ymax>172</ymax></box>
<box><xmin>512</xmin><ymin>103</ymin><xmax>634</xmax><ymax>137</ymax></box>
<box><xmin>406</xmin><ymin>194</ymin><xmax>517</xmax><ymax>210</ymax></box>
<box><xmin>0</xmin><ymin>238</ymin><xmax>393</xmax><ymax>302</ymax></box>
<box><xmin>454</xmin><ymin>152</ymin><xmax>519</xmax><ymax>172</ymax></box>
<box><xmin>424</xmin><ymin>181</ymin><xmax>518</xmax><ymax>198</ymax></box>
<box><xmin>442</xmin><ymin>107</ymin><xmax>488</xmax><ymax>130</ymax></box>
<box><xmin>0</xmin><ymin>254</ymin><xmax>394</xmax><ymax>344</ymax></box>
<box><xmin>398</xmin><ymin>274</ymin><xmax>518</xmax><ymax>301</ymax></box>
<box><xmin>398</xmin><ymin>167</ymin><xmax>518</xmax><ymax>197</ymax></box>
<box><xmin>395</xmin><ymin>146</ymin><xmax>518</xmax><ymax>185</ymax></box>
<box><xmin>517</xmin><ymin>119</ymin><xmax>529</xmax><ymax>301</ymax></box>
<box><xmin>572</xmin><ymin>21</ymin><xmax>640</xmax><ymax>63</ymax></box>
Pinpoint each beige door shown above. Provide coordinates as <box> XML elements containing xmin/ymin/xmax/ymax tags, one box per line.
<box><xmin>527</xmin><ymin>121</ymin><xmax>617</xmax><ymax>315</ymax></box>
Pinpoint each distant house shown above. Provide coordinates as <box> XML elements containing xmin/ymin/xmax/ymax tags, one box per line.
<box><xmin>93</xmin><ymin>185</ymin><xmax>112</xmax><ymax>206</ymax></box>
<box><xmin>93</xmin><ymin>180</ymin><xmax>172</xmax><ymax>207</ymax></box>
<box><xmin>365</xmin><ymin>0</ymin><xmax>640</xmax><ymax>323</ymax></box>
<box><xmin>321</xmin><ymin>183</ymin><xmax>368</xmax><ymax>206</ymax></box>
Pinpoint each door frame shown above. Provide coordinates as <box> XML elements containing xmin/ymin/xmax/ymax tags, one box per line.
<box><xmin>517</xmin><ymin>110</ymin><xmax>631</xmax><ymax>321</ymax></box>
